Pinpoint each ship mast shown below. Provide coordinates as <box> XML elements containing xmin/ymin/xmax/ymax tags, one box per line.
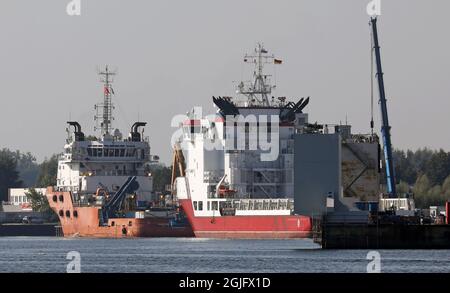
<box><xmin>237</xmin><ymin>43</ymin><xmax>278</xmax><ymax>107</ymax></box>
<box><xmin>95</xmin><ymin>65</ymin><xmax>116</xmax><ymax>138</ymax></box>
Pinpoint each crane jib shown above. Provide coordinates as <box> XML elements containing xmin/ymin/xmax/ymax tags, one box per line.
<box><xmin>371</xmin><ymin>17</ymin><xmax>397</xmax><ymax>197</ymax></box>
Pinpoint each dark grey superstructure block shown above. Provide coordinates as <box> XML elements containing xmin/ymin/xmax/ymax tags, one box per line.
<box><xmin>294</xmin><ymin>134</ymin><xmax>341</xmax><ymax>217</ymax></box>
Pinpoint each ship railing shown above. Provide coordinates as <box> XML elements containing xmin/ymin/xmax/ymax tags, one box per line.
<box><xmin>79</xmin><ymin>170</ymin><xmax>149</xmax><ymax>177</ymax></box>
<box><xmin>72</xmin><ymin>199</ymin><xmax>103</xmax><ymax>207</ymax></box>
<box><xmin>54</xmin><ymin>186</ymin><xmax>76</xmax><ymax>192</ymax></box>
<box><xmin>231</xmin><ymin>198</ymin><xmax>293</xmax><ymax>211</ymax></box>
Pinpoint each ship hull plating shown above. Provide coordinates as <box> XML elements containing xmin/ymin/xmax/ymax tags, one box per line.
<box><xmin>179</xmin><ymin>199</ymin><xmax>312</xmax><ymax>239</ymax></box>
<box><xmin>47</xmin><ymin>188</ymin><xmax>194</xmax><ymax>238</ymax></box>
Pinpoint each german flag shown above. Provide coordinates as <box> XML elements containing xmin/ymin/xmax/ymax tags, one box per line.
<box><xmin>274</xmin><ymin>59</ymin><xmax>282</xmax><ymax>64</ymax></box>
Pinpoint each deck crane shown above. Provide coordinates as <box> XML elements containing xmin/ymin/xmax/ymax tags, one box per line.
<box><xmin>370</xmin><ymin>17</ymin><xmax>397</xmax><ymax>197</ymax></box>
<box><xmin>101</xmin><ymin>176</ymin><xmax>139</xmax><ymax>224</ymax></box>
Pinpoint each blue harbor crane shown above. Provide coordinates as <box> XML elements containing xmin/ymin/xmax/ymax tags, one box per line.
<box><xmin>370</xmin><ymin>17</ymin><xmax>396</xmax><ymax>197</ymax></box>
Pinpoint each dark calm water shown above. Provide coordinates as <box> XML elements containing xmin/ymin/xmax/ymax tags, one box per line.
<box><xmin>0</xmin><ymin>237</ymin><xmax>448</xmax><ymax>273</ymax></box>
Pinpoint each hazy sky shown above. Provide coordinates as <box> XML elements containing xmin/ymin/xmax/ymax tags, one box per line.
<box><xmin>1</xmin><ymin>0</ymin><xmax>449</xmax><ymax>164</ymax></box>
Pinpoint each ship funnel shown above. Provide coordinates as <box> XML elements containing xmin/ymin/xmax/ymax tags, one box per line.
<box><xmin>67</xmin><ymin>121</ymin><xmax>85</xmax><ymax>141</ymax></box>
<box><xmin>130</xmin><ymin>122</ymin><xmax>147</xmax><ymax>142</ymax></box>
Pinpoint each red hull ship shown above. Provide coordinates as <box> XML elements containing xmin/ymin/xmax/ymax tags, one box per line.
<box><xmin>179</xmin><ymin>199</ymin><xmax>311</xmax><ymax>239</ymax></box>
<box><xmin>171</xmin><ymin>45</ymin><xmax>313</xmax><ymax>239</ymax></box>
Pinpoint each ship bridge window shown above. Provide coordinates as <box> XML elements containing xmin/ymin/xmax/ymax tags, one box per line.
<box><xmin>193</xmin><ymin>201</ymin><xmax>198</xmax><ymax>211</ymax></box>
<box><xmin>212</xmin><ymin>201</ymin><xmax>218</xmax><ymax>211</ymax></box>
<box><xmin>198</xmin><ymin>201</ymin><xmax>203</xmax><ymax>211</ymax></box>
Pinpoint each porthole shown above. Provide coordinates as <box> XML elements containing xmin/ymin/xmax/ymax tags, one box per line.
<box><xmin>58</xmin><ymin>195</ymin><xmax>64</xmax><ymax>202</ymax></box>
<box><xmin>73</xmin><ymin>210</ymin><xmax>78</xmax><ymax>218</ymax></box>
<box><xmin>59</xmin><ymin>210</ymin><xmax>64</xmax><ymax>217</ymax></box>
<box><xmin>52</xmin><ymin>195</ymin><xmax>57</xmax><ymax>202</ymax></box>
<box><xmin>65</xmin><ymin>210</ymin><xmax>70</xmax><ymax>217</ymax></box>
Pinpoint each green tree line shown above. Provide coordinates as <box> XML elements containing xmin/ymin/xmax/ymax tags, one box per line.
<box><xmin>394</xmin><ymin>148</ymin><xmax>450</xmax><ymax>208</ymax></box>
<box><xmin>0</xmin><ymin>148</ymin><xmax>58</xmax><ymax>202</ymax></box>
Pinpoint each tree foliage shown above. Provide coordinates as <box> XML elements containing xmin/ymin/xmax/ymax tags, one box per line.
<box><xmin>25</xmin><ymin>188</ymin><xmax>57</xmax><ymax>221</ymax></box>
<box><xmin>25</xmin><ymin>188</ymin><xmax>49</xmax><ymax>212</ymax></box>
<box><xmin>393</xmin><ymin>148</ymin><xmax>450</xmax><ymax>208</ymax></box>
<box><xmin>36</xmin><ymin>154</ymin><xmax>59</xmax><ymax>187</ymax></box>
<box><xmin>0</xmin><ymin>149</ymin><xmax>22</xmax><ymax>201</ymax></box>
<box><xmin>425</xmin><ymin>150</ymin><xmax>450</xmax><ymax>186</ymax></box>
<box><xmin>13</xmin><ymin>151</ymin><xmax>40</xmax><ymax>186</ymax></box>
<box><xmin>396</xmin><ymin>181</ymin><xmax>410</xmax><ymax>195</ymax></box>
<box><xmin>149</xmin><ymin>164</ymin><xmax>172</xmax><ymax>193</ymax></box>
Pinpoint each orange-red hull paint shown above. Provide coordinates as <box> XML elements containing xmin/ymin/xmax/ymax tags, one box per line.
<box><xmin>179</xmin><ymin>199</ymin><xmax>312</xmax><ymax>239</ymax></box>
<box><xmin>46</xmin><ymin>187</ymin><xmax>194</xmax><ymax>238</ymax></box>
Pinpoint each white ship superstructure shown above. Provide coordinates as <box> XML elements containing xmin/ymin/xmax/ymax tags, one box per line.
<box><xmin>56</xmin><ymin>66</ymin><xmax>158</xmax><ymax>203</ymax></box>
